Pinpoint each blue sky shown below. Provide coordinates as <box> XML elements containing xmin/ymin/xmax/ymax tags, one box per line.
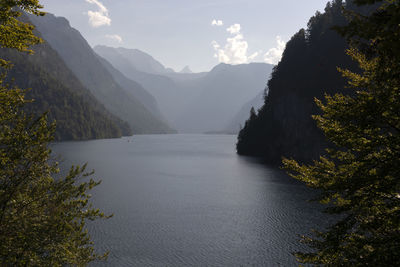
<box><xmin>40</xmin><ymin>0</ymin><xmax>328</xmax><ymax>72</ymax></box>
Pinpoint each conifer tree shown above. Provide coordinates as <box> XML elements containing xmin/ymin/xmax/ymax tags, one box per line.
<box><xmin>0</xmin><ymin>1</ymin><xmax>110</xmax><ymax>265</ymax></box>
<box><xmin>283</xmin><ymin>0</ymin><xmax>400</xmax><ymax>265</ymax></box>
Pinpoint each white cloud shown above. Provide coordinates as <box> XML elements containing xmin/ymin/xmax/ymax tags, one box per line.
<box><xmin>106</xmin><ymin>34</ymin><xmax>123</xmax><ymax>43</ymax></box>
<box><xmin>211</xmin><ymin>19</ymin><xmax>223</xmax><ymax>26</ymax></box>
<box><xmin>226</xmin><ymin>24</ymin><xmax>241</xmax><ymax>34</ymax></box>
<box><xmin>87</xmin><ymin>11</ymin><xmax>111</xmax><ymax>27</ymax></box>
<box><xmin>264</xmin><ymin>36</ymin><xmax>286</xmax><ymax>65</ymax></box>
<box><xmin>86</xmin><ymin>0</ymin><xmax>107</xmax><ymax>13</ymax></box>
<box><xmin>212</xmin><ymin>23</ymin><xmax>259</xmax><ymax>65</ymax></box>
<box><xmin>86</xmin><ymin>0</ymin><xmax>111</xmax><ymax>27</ymax></box>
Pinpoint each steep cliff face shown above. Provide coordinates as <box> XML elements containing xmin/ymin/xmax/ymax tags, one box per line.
<box><xmin>237</xmin><ymin>1</ymin><xmax>360</xmax><ymax>164</ymax></box>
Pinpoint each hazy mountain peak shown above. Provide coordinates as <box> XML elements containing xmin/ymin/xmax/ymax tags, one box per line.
<box><xmin>94</xmin><ymin>45</ymin><xmax>173</xmax><ymax>75</ymax></box>
<box><xmin>180</xmin><ymin>66</ymin><xmax>192</xmax><ymax>73</ymax></box>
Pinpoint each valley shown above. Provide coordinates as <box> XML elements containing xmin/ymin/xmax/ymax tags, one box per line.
<box><xmin>0</xmin><ymin>13</ymin><xmax>276</xmax><ymax>140</ymax></box>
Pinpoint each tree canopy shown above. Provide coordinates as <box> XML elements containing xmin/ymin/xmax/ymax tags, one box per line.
<box><xmin>0</xmin><ymin>0</ymin><xmax>44</xmax><ymax>66</ymax></box>
<box><xmin>283</xmin><ymin>0</ymin><xmax>400</xmax><ymax>265</ymax></box>
<box><xmin>0</xmin><ymin>1</ymin><xmax>110</xmax><ymax>265</ymax></box>
<box><xmin>237</xmin><ymin>0</ymin><xmax>356</xmax><ymax>163</ymax></box>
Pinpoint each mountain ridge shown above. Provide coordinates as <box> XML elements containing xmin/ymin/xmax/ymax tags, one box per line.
<box><xmin>94</xmin><ymin>45</ymin><xmax>175</xmax><ymax>75</ymax></box>
<box><xmin>94</xmin><ymin>45</ymin><xmax>273</xmax><ymax>134</ymax></box>
<box><xmin>29</xmin><ymin>13</ymin><xmax>175</xmax><ymax>134</ymax></box>
<box><xmin>0</xmin><ymin>38</ymin><xmax>131</xmax><ymax>140</ymax></box>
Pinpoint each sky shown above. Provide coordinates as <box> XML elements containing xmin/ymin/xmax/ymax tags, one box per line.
<box><xmin>40</xmin><ymin>0</ymin><xmax>328</xmax><ymax>72</ymax></box>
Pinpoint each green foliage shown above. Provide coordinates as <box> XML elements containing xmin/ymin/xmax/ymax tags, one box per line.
<box><xmin>0</xmin><ymin>0</ymin><xmax>44</xmax><ymax>66</ymax></box>
<box><xmin>0</xmin><ymin>0</ymin><xmax>110</xmax><ymax>265</ymax></box>
<box><xmin>0</xmin><ymin>83</ymin><xmax>110</xmax><ymax>264</ymax></box>
<box><xmin>283</xmin><ymin>0</ymin><xmax>400</xmax><ymax>265</ymax></box>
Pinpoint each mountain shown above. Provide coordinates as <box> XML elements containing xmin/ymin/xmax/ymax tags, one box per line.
<box><xmin>236</xmin><ymin>1</ymin><xmax>376</xmax><ymax>164</ymax></box>
<box><xmin>28</xmin><ymin>13</ymin><xmax>175</xmax><ymax>134</ymax></box>
<box><xmin>173</xmin><ymin>63</ymin><xmax>273</xmax><ymax>133</ymax></box>
<box><xmin>95</xmin><ymin>54</ymin><xmax>172</xmax><ymax>128</ymax></box>
<box><xmin>224</xmin><ymin>90</ymin><xmax>265</xmax><ymax>134</ymax></box>
<box><xmin>180</xmin><ymin>66</ymin><xmax>192</xmax><ymax>73</ymax></box>
<box><xmin>94</xmin><ymin>45</ymin><xmax>174</xmax><ymax>75</ymax></box>
<box><xmin>93</xmin><ymin>45</ymin><xmax>189</xmax><ymax>126</ymax></box>
<box><xmin>0</xmin><ymin>17</ymin><xmax>132</xmax><ymax>140</ymax></box>
<box><xmin>94</xmin><ymin>46</ymin><xmax>273</xmax><ymax>133</ymax></box>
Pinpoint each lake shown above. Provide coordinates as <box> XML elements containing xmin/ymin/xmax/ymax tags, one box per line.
<box><xmin>53</xmin><ymin>134</ymin><xmax>327</xmax><ymax>266</ymax></box>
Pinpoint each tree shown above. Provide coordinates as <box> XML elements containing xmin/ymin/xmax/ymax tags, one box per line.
<box><xmin>283</xmin><ymin>0</ymin><xmax>400</xmax><ymax>265</ymax></box>
<box><xmin>236</xmin><ymin>1</ymin><xmax>356</xmax><ymax>164</ymax></box>
<box><xmin>0</xmin><ymin>1</ymin><xmax>110</xmax><ymax>265</ymax></box>
<box><xmin>0</xmin><ymin>0</ymin><xmax>44</xmax><ymax>66</ymax></box>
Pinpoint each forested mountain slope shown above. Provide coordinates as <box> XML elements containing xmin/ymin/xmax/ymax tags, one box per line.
<box><xmin>237</xmin><ymin>0</ymin><xmax>365</xmax><ymax>164</ymax></box>
<box><xmin>0</xmin><ymin>36</ymin><xmax>131</xmax><ymax>140</ymax></box>
<box><xmin>29</xmin><ymin>13</ymin><xmax>175</xmax><ymax>134</ymax></box>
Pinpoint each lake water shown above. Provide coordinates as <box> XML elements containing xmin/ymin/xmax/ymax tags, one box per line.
<box><xmin>53</xmin><ymin>134</ymin><xmax>328</xmax><ymax>266</ymax></box>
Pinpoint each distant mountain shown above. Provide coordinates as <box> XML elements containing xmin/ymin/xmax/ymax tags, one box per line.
<box><xmin>93</xmin><ymin>45</ymin><xmax>187</xmax><ymax>126</ymax></box>
<box><xmin>95</xmin><ymin>54</ymin><xmax>172</xmax><ymax>128</ymax></box>
<box><xmin>95</xmin><ymin>44</ymin><xmax>274</xmax><ymax>133</ymax></box>
<box><xmin>173</xmin><ymin>63</ymin><xmax>274</xmax><ymax>133</ymax></box>
<box><xmin>224</xmin><ymin>90</ymin><xmax>265</xmax><ymax>134</ymax></box>
<box><xmin>29</xmin><ymin>13</ymin><xmax>175</xmax><ymax>134</ymax></box>
<box><xmin>94</xmin><ymin>45</ymin><xmax>173</xmax><ymax>75</ymax></box>
<box><xmin>0</xmin><ymin>39</ymin><xmax>130</xmax><ymax>140</ymax></box>
<box><xmin>180</xmin><ymin>66</ymin><xmax>192</xmax><ymax>73</ymax></box>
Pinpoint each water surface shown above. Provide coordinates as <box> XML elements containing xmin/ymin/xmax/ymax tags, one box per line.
<box><xmin>53</xmin><ymin>134</ymin><xmax>327</xmax><ymax>266</ymax></box>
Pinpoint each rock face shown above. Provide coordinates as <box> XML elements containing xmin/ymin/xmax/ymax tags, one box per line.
<box><xmin>29</xmin><ymin>13</ymin><xmax>175</xmax><ymax>134</ymax></box>
<box><xmin>236</xmin><ymin>1</ymin><xmax>361</xmax><ymax>164</ymax></box>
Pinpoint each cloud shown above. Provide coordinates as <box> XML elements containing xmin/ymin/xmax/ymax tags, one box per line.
<box><xmin>264</xmin><ymin>36</ymin><xmax>286</xmax><ymax>65</ymax></box>
<box><xmin>87</xmin><ymin>11</ymin><xmax>111</xmax><ymax>27</ymax></box>
<box><xmin>226</xmin><ymin>24</ymin><xmax>241</xmax><ymax>34</ymax></box>
<box><xmin>212</xmin><ymin>23</ymin><xmax>259</xmax><ymax>65</ymax></box>
<box><xmin>86</xmin><ymin>0</ymin><xmax>111</xmax><ymax>27</ymax></box>
<box><xmin>106</xmin><ymin>34</ymin><xmax>123</xmax><ymax>43</ymax></box>
<box><xmin>211</xmin><ymin>19</ymin><xmax>223</xmax><ymax>26</ymax></box>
